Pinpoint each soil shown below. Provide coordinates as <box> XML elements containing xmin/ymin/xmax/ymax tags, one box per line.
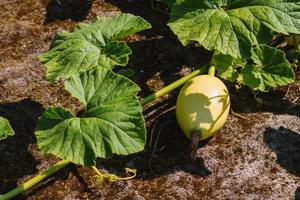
<box><xmin>0</xmin><ymin>0</ymin><xmax>299</xmax><ymax>200</ymax></box>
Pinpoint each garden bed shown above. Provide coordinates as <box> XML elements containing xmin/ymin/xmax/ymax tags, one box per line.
<box><xmin>0</xmin><ymin>0</ymin><xmax>299</xmax><ymax>199</ymax></box>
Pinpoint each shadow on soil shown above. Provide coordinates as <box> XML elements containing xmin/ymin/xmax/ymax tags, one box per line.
<box><xmin>264</xmin><ymin>127</ymin><xmax>300</xmax><ymax>177</ymax></box>
<box><xmin>106</xmin><ymin>0</ymin><xmax>170</xmax><ymax>37</ymax></box>
<box><xmin>0</xmin><ymin>99</ymin><xmax>44</xmax><ymax>194</ymax></box>
<box><xmin>125</xmin><ymin>37</ymin><xmax>211</xmax><ymax>97</ymax></box>
<box><xmin>229</xmin><ymin>86</ymin><xmax>300</xmax><ymax>118</ymax></box>
<box><xmin>257</xmin><ymin>90</ymin><xmax>300</xmax><ymax>117</ymax></box>
<box><xmin>45</xmin><ymin>0</ymin><xmax>93</xmax><ymax>23</ymax></box>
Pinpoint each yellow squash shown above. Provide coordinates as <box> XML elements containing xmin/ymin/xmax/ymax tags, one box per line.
<box><xmin>176</xmin><ymin>75</ymin><xmax>230</xmax><ymax>140</ymax></box>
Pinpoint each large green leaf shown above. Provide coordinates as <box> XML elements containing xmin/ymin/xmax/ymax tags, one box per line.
<box><xmin>213</xmin><ymin>45</ymin><xmax>295</xmax><ymax>91</ymax></box>
<box><xmin>0</xmin><ymin>117</ymin><xmax>14</xmax><ymax>140</ymax></box>
<box><xmin>241</xmin><ymin>45</ymin><xmax>295</xmax><ymax>91</ymax></box>
<box><xmin>35</xmin><ymin>68</ymin><xmax>146</xmax><ymax>166</ymax></box>
<box><xmin>212</xmin><ymin>53</ymin><xmax>246</xmax><ymax>82</ymax></box>
<box><xmin>168</xmin><ymin>0</ymin><xmax>300</xmax><ymax>58</ymax></box>
<box><xmin>39</xmin><ymin>13</ymin><xmax>151</xmax><ymax>81</ymax></box>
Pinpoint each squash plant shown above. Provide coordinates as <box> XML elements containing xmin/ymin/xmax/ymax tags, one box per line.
<box><xmin>2</xmin><ymin>1</ymin><xmax>300</xmax><ymax>198</ymax></box>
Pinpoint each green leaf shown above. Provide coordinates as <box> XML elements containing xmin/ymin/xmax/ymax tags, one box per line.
<box><xmin>117</xmin><ymin>68</ymin><xmax>136</xmax><ymax>78</ymax></box>
<box><xmin>168</xmin><ymin>0</ymin><xmax>300</xmax><ymax>58</ymax></box>
<box><xmin>212</xmin><ymin>53</ymin><xmax>246</xmax><ymax>82</ymax></box>
<box><xmin>35</xmin><ymin>68</ymin><xmax>146</xmax><ymax>166</ymax></box>
<box><xmin>39</xmin><ymin>13</ymin><xmax>151</xmax><ymax>81</ymax></box>
<box><xmin>0</xmin><ymin>117</ymin><xmax>14</xmax><ymax>140</ymax></box>
<box><xmin>241</xmin><ymin>45</ymin><xmax>295</xmax><ymax>91</ymax></box>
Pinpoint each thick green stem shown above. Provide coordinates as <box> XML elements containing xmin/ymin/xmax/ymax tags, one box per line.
<box><xmin>208</xmin><ymin>65</ymin><xmax>216</xmax><ymax>77</ymax></box>
<box><xmin>140</xmin><ymin>65</ymin><xmax>208</xmax><ymax>105</ymax></box>
<box><xmin>1</xmin><ymin>65</ymin><xmax>208</xmax><ymax>200</ymax></box>
<box><xmin>0</xmin><ymin>160</ymin><xmax>70</xmax><ymax>200</ymax></box>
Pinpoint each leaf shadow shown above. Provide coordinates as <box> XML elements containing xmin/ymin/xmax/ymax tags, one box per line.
<box><xmin>125</xmin><ymin>37</ymin><xmax>211</xmax><ymax>98</ymax></box>
<box><xmin>44</xmin><ymin>0</ymin><xmax>93</xmax><ymax>24</ymax></box>
<box><xmin>229</xmin><ymin>85</ymin><xmax>300</xmax><ymax>118</ymax></box>
<box><xmin>190</xmin><ymin>90</ymin><xmax>230</xmax><ymax>136</ymax></box>
<box><xmin>186</xmin><ymin>92</ymin><xmax>214</xmax><ymax>124</ymax></box>
<box><xmin>263</xmin><ymin>126</ymin><xmax>300</xmax><ymax>177</ymax></box>
<box><xmin>106</xmin><ymin>0</ymin><xmax>171</xmax><ymax>38</ymax></box>
<box><xmin>0</xmin><ymin>99</ymin><xmax>44</xmax><ymax>195</ymax></box>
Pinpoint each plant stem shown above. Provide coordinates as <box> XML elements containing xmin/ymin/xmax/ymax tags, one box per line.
<box><xmin>0</xmin><ymin>160</ymin><xmax>70</xmax><ymax>200</ymax></box>
<box><xmin>292</xmin><ymin>34</ymin><xmax>300</xmax><ymax>53</ymax></box>
<box><xmin>1</xmin><ymin>65</ymin><xmax>208</xmax><ymax>200</ymax></box>
<box><xmin>140</xmin><ymin>65</ymin><xmax>208</xmax><ymax>105</ymax></box>
<box><xmin>208</xmin><ymin>65</ymin><xmax>216</xmax><ymax>77</ymax></box>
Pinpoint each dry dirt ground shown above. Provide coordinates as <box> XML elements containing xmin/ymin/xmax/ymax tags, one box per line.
<box><xmin>0</xmin><ymin>0</ymin><xmax>299</xmax><ymax>199</ymax></box>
